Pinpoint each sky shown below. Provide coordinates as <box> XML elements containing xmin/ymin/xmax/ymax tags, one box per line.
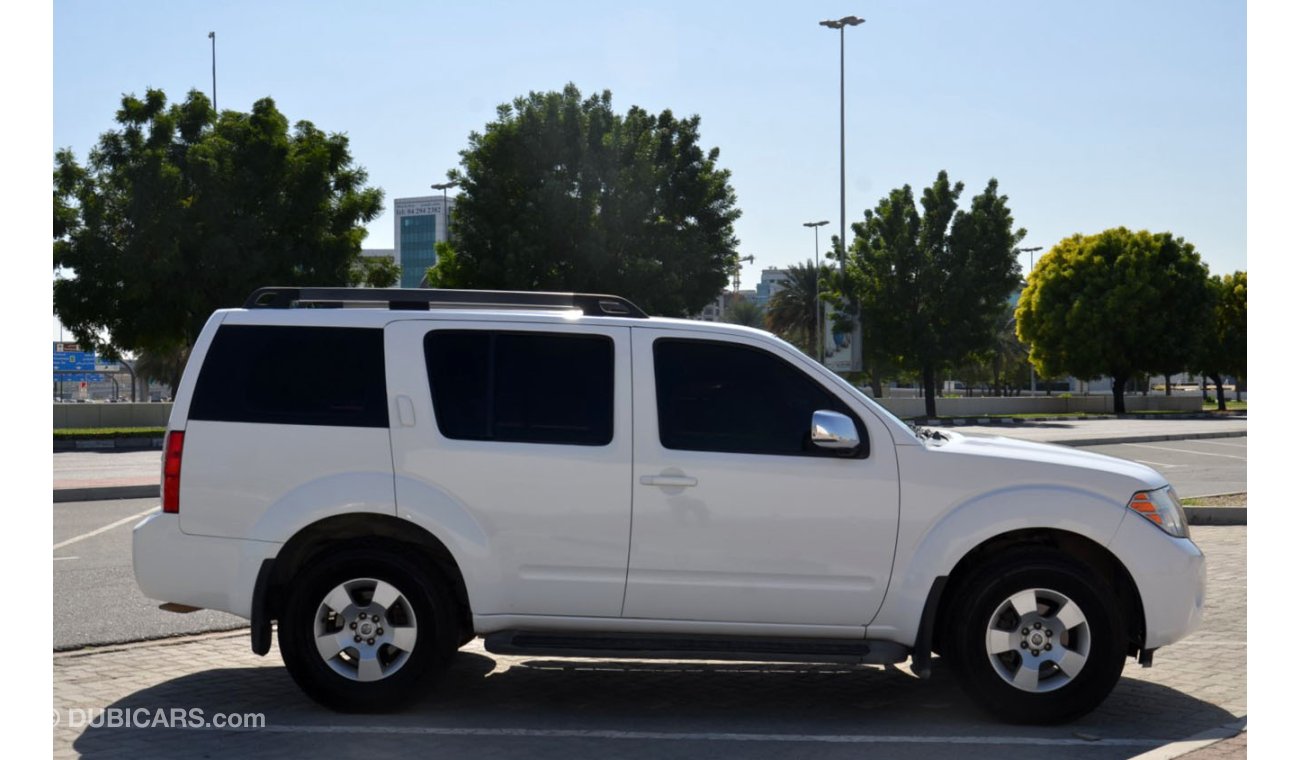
<box><xmin>51</xmin><ymin>0</ymin><xmax>1246</xmax><ymax>304</ymax></box>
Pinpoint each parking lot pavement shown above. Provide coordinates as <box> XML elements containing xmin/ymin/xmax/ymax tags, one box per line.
<box><xmin>54</xmin><ymin>526</ymin><xmax>1245</xmax><ymax>759</ymax></box>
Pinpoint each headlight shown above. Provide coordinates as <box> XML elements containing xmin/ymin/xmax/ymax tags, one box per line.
<box><xmin>1127</xmin><ymin>486</ymin><xmax>1190</xmax><ymax>538</ymax></box>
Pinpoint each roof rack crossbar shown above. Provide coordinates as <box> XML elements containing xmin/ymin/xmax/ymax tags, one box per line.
<box><xmin>243</xmin><ymin>287</ymin><xmax>648</xmax><ymax>318</ymax></box>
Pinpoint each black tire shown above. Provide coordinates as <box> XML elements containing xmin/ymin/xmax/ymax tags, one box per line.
<box><xmin>945</xmin><ymin>550</ymin><xmax>1127</xmax><ymax>724</ymax></box>
<box><xmin>278</xmin><ymin>543</ymin><xmax>458</xmax><ymax>712</ymax></box>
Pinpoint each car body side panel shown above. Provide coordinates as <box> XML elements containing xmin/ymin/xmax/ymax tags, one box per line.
<box><xmin>867</xmin><ymin>443</ymin><xmax>1129</xmax><ymax>644</ymax></box>
<box><xmin>177</xmin><ymin>421</ymin><xmax>397</xmax><ymax>539</ymax></box>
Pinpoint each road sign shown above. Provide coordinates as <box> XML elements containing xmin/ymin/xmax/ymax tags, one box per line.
<box><xmin>53</xmin><ymin>351</ymin><xmax>96</xmax><ymax>372</ymax></box>
<box><xmin>53</xmin><ymin>373</ymin><xmax>105</xmax><ymax>383</ymax></box>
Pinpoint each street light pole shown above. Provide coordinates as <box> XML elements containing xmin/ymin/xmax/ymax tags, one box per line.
<box><xmin>207</xmin><ymin>32</ymin><xmax>217</xmax><ymax>112</ymax></box>
<box><xmin>430</xmin><ymin>180</ymin><xmax>459</xmax><ymax>244</ymax></box>
<box><xmin>1015</xmin><ymin>246</ymin><xmax>1043</xmax><ymax>394</ymax></box>
<box><xmin>819</xmin><ymin>15</ymin><xmax>864</xmax><ymax>371</ymax></box>
<box><xmin>804</xmin><ymin>220</ymin><xmax>830</xmax><ymax>362</ymax></box>
<box><xmin>819</xmin><ymin>15</ymin><xmax>863</xmax><ymax>277</ymax></box>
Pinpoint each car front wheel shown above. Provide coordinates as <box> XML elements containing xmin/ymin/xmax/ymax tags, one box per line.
<box><xmin>947</xmin><ymin>551</ymin><xmax>1128</xmax><ymax>724</ymax></box>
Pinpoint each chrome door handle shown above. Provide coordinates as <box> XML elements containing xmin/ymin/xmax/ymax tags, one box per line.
<box><xmin>639</xmin><ymin>474</ymin><xmax>698</xmax><ymax>488</ymax></box>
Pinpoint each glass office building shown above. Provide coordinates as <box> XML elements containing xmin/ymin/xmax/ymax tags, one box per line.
<box><xmin>394</xmin><ymin>196</ymin><xmax>456</xmax><ymax>287</ymax></box>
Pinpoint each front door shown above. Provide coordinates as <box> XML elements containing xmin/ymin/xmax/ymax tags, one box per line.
<box><xmin>623</xmin><ymin>328</ymin><xmax>900</xmax><ymax>627</ymax></box>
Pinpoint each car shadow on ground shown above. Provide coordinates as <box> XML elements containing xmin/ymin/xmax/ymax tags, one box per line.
<box><xmin>70</xmin><ymin>650</ymin><xmax>1237</xmax><ymax>759</ymax></box>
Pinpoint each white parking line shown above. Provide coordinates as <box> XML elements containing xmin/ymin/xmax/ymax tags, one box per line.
<box><xmin>53</xmin><ymin>556</ymin><xmax>79</xmax><ymax>562</ymax></box>
<box><xmin>1194</xmin><ymin>440</ymin><xmax>1247</xmax><ymax>449</ymax></box>
<box><xmin>240</xmin><ymin>725</ymin><xmax>1166</xmax><ymax>747</ymax></box>
<box><xmin>1120</xmin><ymin>443</ymin><xmax>1246</xmax><ymax>461</ymax></box>
<box><xmin>1130</xmin><ymin>459</ymin><xmax>1189</xmax><ymax>469</ymax></box>
<box><xmin>53</xmin><ymin>507</ymin><xmax>158</xmax><ymax>552</ymax></box>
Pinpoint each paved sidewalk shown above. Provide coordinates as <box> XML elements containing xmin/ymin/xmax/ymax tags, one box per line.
<box><xmin>53</xmin><ymin>526</ymin><xmax>1245</xmax><ymax>759</ymax></box>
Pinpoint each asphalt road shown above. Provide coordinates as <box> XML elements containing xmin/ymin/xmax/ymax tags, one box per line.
<box><xmin>1076</xmin><ymin>437</ymin><xmax>1247</xmax><ymax>497</ymax></box>
<box><xmin>53</xmin><ymin>498</ymin><xmax>245</xmax><ymax>650</ymax></box>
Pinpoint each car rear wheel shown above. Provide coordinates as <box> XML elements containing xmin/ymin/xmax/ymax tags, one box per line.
<box><xmin>278</xmin><ymin>545</ymin><xmax>457</xmax><ymax>712</ymax></box>
<box><xmin>946</xmin><ymin>551</ymin><xmax>1127</xmax><ymax>724</ymax></box>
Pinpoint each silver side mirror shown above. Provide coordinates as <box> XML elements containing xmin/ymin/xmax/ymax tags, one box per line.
<box><xmin>811</xmin><ymin>410</ymin><xmax>860</xmax><ymax>451</ymax></box>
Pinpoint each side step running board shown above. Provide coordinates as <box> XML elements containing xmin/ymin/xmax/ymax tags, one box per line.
<box><xmin>483</xmin><ymin>630</ymin><xmax>909</xmax><ymax>665</ymax></box>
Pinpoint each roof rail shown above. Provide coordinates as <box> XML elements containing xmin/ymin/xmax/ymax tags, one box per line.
<box><xmin>242</xmin><ymin>287</ymin><xmax>649</xmax><ymax>318</ymax></box>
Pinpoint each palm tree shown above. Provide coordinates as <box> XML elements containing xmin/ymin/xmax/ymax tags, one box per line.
<box><xmin>765</xmin><ymin>260</ymin><xmax>832</xmax><ymax>356</ymax></box>
<box><xmin>723</xmin><ymin>298</ymin><xmax>765</xmax><ymax>328</ymax></box>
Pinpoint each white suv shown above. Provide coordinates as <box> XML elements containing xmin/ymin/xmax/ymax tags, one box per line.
<box><xmin>133</xmin><ymin>287</ymin><xmax>1205</xmax><ymax>723</ymax></box>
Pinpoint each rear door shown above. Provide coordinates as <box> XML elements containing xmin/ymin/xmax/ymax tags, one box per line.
<box><xmin>623</xmin><ymin>327</ymin><xmax>900</xmax><ymax>627</ymax></box>
<box><xmin>386</xmin><ymin>319</ymin><xmax>634</xmax><ymax>618</ymax></box>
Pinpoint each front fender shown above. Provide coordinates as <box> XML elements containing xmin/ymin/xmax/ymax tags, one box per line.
<box><xmin>867</xmin><ymin>484</ymin><xmax>1127</xmax><ymax>645</ymax></box>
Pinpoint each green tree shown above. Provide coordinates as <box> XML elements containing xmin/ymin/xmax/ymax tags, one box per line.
<box><xmin>1197</xmin><ymin>271</ymin><xmax>1247</xmax><ymax>411</ymax></box>
<box><xmin>426</xmin><ymin>84</ymin><xmax>741</xmax><ymax>316</ymax></box>
<box><xmin>352</xmin><ymin>256</ymin><xmax>402</xmax><ymax>288</ymax></box>
<box><xmin>765</xmin><ymin>260</ymin><xmax>831</xmax><ymax>356</ymax></box>
<box><xmin>53</xmin><ymin>89</ymin><xmax>383</xmax><ymax>388</ymax></box>
<box><xmin>1015</xmin><ymin>228</ymin><xmax>1213</xmax><ymax>414</ymax></box>
<box><xmin>843</xmin><ymin>171</ymin><xmax>1025</xmax><ymax>417</ymax></box>
<box><xmin>723</xmin><ymin>298</ymin><xmax>765</xmax><ymax>328</ymax></box>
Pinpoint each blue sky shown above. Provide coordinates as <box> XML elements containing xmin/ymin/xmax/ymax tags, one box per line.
<box><xmin>53</xmin><ymin>0</ymin><xmax>1245</xmax><ymax>290</ymax></box>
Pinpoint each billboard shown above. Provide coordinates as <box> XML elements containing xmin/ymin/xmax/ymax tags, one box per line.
<box><xmin>822</xmin><ymin>305</ymin><xmax>861</xmax><ymax>373</ymax></box>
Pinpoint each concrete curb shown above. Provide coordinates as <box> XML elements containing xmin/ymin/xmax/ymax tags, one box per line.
<box><xmin>1185</xmin><ymin>506</ymin><xmax>1246</xmax><ymax>526</ymax></box>
<box><xmin>54</xmin><ymin>437</ymin><xmax>164</xmax><ymax>452</ymax></box>
<box><xmin>54</xmin><ymin>484</ymin><xmax>158</xmax><ymax>503</ymax></box>
<box><xmin>1036</xmin><ymin>431</ymin><xmax>1248</xmax><ymax>447</ymax></box>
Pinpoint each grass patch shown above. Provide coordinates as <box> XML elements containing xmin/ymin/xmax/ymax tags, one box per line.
<box><xmin>54</xmin><ymin>427</ymin><xmax>166</xmax><ymax>439</ymax></box>
<box><xmin>1202</xmin><ymin>400</ymin><xmax>1247</xmax><ymax>411</ymax></box>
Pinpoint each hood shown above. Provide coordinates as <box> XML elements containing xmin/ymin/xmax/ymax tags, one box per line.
<box><xmin>929</xmin><ymin>431</ymin><xmax>1168</xmax><ymax>494</ymax></box>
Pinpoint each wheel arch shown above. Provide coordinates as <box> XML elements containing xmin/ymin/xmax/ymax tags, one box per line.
<box><xmin>263</xmin><ymin>513</ymin><xmax>473</xmax><ymax>646</ymax></box>
<box><xmin>933</xmin><ymin>528</ymin><xmax>1146</xmax><ymax>657</ymax></box>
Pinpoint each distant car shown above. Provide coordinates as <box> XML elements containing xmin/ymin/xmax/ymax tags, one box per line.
<box><xmin>134</xmin><ymin>287</ymin><xmax>1204</xmax><ymax>723</ymax></box>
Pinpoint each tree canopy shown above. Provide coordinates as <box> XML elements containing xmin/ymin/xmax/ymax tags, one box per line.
<box><xmin>53</xmin><ymin>88</ymin><xmax>383</xmax><ymax>384</ymax></box>
<box><xmin>842</xmin><ymin>171</ymin><xmax>1025</xmax><ymax>417</ymax></box>
<box><xmin>1197</xmin><ymin>270</ymin><xmax>1247</xmax><ymax>410</ymax></box>
<box><xmin>1015</xmin><ymin>227</ymin><xmax>1213</xmax><ymax>413</ymax></box>
<box><xmin>426</xmin><ymin>84</ymin><xmax>741</xmax><ymax>316</ymax></box>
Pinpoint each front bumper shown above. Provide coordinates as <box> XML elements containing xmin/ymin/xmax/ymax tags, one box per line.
<box><xmin>132</xmin><ymin>512</ymin><xmax>279</xmax><ymax>619</ymax></box>
<box><xmin>1108</xmin><ymin>510</ymin><xmax>1206</xmax><ymax>648</ymax></box>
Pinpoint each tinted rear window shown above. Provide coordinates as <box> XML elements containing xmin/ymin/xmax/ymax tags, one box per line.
<box><xmin>189</xmin><ymin>325</ymin><xmax>388</xmax><ymax>428</ymax></box>
<box><xmin>424</xmin><ymin>330</ymin><xmax>614</xmax><ymax>446</ymax></box>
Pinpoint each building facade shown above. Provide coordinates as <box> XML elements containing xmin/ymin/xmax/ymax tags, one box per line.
<box><xmin>394</xmin><ymin>195</ymin><xmax>457</xmax><ymax>288</ymax></box>
<box><xmin>754</xmin><ymin>267</ymin><xmax>791</xmax><ymax>308</ymax></box>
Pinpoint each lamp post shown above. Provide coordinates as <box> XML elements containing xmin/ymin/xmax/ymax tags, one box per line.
<box><xmin>207</xmin><ymin>32</ymin><xmax>217</xmax><ymax>112</ymax></box>
<box><xmin>1015</xmin><ymin>246</ymin><xmax>1043</xmax><ymax>394</ymax></box>
<box><xmin>803</xmin><ymin>220</ymin><xmax>830</xmax><ymax>361</ymax></box>
<box><xmin>430</xmin><ymin>180</ymin><xmax>459</xmax><ymax>244</ymax></box>
<box><xmin>819</xmin><ymin>14</ymin><xmax>864</xmax><ymax>371</ymax></box>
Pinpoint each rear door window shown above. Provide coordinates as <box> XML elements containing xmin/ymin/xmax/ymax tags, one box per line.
<box><xmin>424</xmin><ymin>331</ymin><xmax>614</xmax><ymax>446</ymax></box>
